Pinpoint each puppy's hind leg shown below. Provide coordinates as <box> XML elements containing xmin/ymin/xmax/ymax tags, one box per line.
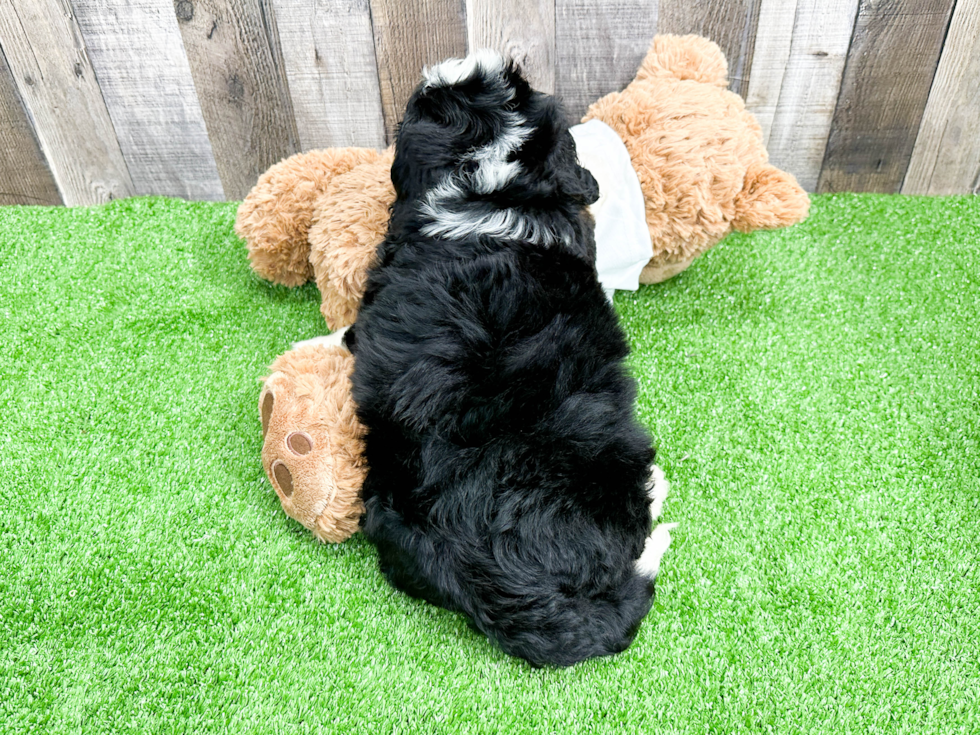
<box><xmin>635</xmin><ymin>465</ymin><xmax>678</xmax><ymax>580</ymax></box>
<box><xmin>646</xmin><ymin>464</ymin><xmax>669</xmax><ymax>521</ymax></box>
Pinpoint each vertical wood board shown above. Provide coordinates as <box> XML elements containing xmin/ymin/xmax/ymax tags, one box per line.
<box><xmin>272</xmin><ymin>0</ymin><xmax>386</xmax><ymax>150</ymax></box>
<box><xmin>903</xmin><ymin>0</ymin><xmax>980</xmax><ymax>195</ymax></box>
<box><xmin>818</xmin><ymin>0</ymin><xmax>955</xmax><ymax>193</ymax></box>
<box><xmin>744</xmin><ymin>0</ymin><xmax>797</xmax><ymax>146</ymax></box>
<box><xmin>0</xmin><ymin>0</ymin><xmax>134</xmax><ymax>205</ymax></box>
<box><xmin>555</xmin><ymin>0</ymin><xmax>658</xmax><ymax>123</ymax></box>
<box><xmin>657</xmin><ymin>0</ymin><xmax>762</xmax><ymax>98</ymax></box>
<box><xmin>465</xmin><ymin>0</ymin><xmax>555</xmax><ymax>94</ymax></box>
<box><xmin>757</xmin><ymin>0</ymin><xmax>861</xmax><ymax>191</ymax></box>
<box><xmin>176</xmin><ymin>0</ymin><xmax>300</xmax><ymax>200</ymax></box>
<box><xmin>368</xmin><ymin>0</ymin><xmax>467</xmax><ymax>144</ymax></box>
<box><xmin>0</xmin><ymin>47</ymin><xmax>62</xmax><ymax>205</ymax></box>
<box><xmin>71</xmin><ymin>0</ymin><xmax>223</xmax><ymax>200</ymax></box>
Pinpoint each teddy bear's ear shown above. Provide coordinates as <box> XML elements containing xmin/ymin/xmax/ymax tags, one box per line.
<box><xmin>732</xmin><ymin>164</ymin><xmax>811</xmax><ymax>232</ymax></box>
<box><xmin>636</xmin><ymin>34</ymin><xmax>729</xmax><ymax>88</ymax></box>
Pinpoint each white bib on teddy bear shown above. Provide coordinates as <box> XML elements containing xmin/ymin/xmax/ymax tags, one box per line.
<box><xmin>569</xmin><ymin>119</ymin><xmax>652</xmax><ymax>301</ymax></box>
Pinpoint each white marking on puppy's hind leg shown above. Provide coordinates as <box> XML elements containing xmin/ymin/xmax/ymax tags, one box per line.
<box><xmin>635</xmin><ymin>465</ymin><xmax>677</xmax><ymax>580</ymax></box>
<box><xmin>635</xmin><ymin>522</ymin><xmax>678</xmax><ymax>580</ymax></box>
<box><xmin>646</xmin><ymin>464</ymin><xmax>669</xmax><ymax>522</ymax></box>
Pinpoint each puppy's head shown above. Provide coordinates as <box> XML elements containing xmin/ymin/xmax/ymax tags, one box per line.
<box><xmin>391</xmin><ymin>51</ymin><xmax>598</xmax><ymax>211</ymax></box>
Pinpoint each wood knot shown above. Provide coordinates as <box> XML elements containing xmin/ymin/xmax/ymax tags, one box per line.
<box><xmin>175</xmin><ymin>1</ymin><xmax>194</xmax><ymax>22</ymax></box>
<box><xmin>227</xmin><ymin>74</ymin><xmax>245</xmax><ymax>104</ymax></box>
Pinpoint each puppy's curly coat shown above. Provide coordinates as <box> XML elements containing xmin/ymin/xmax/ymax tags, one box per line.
<box><xmin>346</xmin><ymin>53</ymin><xmax>666</xmax><ymax>667</ymax></box>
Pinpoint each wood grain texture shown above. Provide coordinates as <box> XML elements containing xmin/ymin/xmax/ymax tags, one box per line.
<box><xmin>465</xmin><ymin>0</ymin><xmax>555</xmax><ymax>94</ymax></box>
<box><xmin>0</xmin><ymin>0</ymin><xmax>133</xmax><ymax>205</ymax></box>
<box><xmin>744</xmin><ymin>0</ymin><xmax>797</xmax><ymax>146</ymax></box>
<box><xmin>272</xmin><ymin>0</ymin><xmax>386</xmax><ymax>150</ymax></box>
<box><xmin>657</xmin><ymin>0</ymin><xmax>762</xmax><ymax>98</ymax></box>
<box><xmin>368</xmin><ymin>0</ymin><xmax>467</xmax><ymax>144</ymax></box>
<box><xmin>818</xmin><ymin>0</ymin><xmax>955</xmax><ymax>193</ymax></box>
<box><xmin>555</xmin><ymin>0</ymin><xmax>658</xmax><ymax>123</ymax></box>
<box><xmin>0</xmin><ymin>47</ymin><xmax>62</xmax><ymax>205</ymax></box>
<box><xmin>750</xmin><ymin>0</ymin><xmax>861</xmax><ymax>192</ymax></box>
<box><xmin>175</xmin><ymin>0</ymin><xmax>300</xmax><ymax>200</ymax></box>
<box><xmin>903</xmin><ymin>0</ymin><xmax>980</xmax><ymax>195</ymax></box>
<box><xmin>72</xmin><ymin>0</ymin><xmax>223</xmax><ymax>200</ymax></box>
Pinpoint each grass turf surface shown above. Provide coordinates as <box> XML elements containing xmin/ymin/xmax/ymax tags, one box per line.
<box><xmin>1</xmin><ymin>194</ymin><xmax>978</xmax><ymax>733</ymax></box>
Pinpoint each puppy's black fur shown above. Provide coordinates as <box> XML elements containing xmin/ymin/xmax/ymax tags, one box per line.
<box><xmin>347</xmin><ymin>56</ymin><xmax>657</xmax><ymax>667</ymax></box>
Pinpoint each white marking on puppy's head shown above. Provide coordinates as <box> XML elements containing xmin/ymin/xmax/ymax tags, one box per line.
<box><xmin>469</xmin><ymin>111</ymin><xmax>530</xmax><ymax>194</ymax></box>
<box><xmin>422</xmin><ymin>49</ymin><xmax>506</xmax><ymax>89</ymax></box>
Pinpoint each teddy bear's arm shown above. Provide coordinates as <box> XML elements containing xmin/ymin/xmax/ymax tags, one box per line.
<box><xmin>309</xmin><ymin>154</ymin><xmax>396</xmax><ymax>313</ymax></box>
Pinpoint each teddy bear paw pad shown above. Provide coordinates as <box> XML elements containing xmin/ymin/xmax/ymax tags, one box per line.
<box><xmin>286</xmin><ymin>431</ymin><xmax>313</xmax><ymax>455</ymax></box>
<box><xmin>261</xmin><ymin>391</ymin><xmax>275</xmax><ymax>438</ymax></box>
<box><xmin>271</xmin><ymin>460</ymin><xmax>294</xmax><ymax>497</ymax></box>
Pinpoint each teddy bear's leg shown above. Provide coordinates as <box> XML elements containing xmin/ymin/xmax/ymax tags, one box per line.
<box><xmin>732</xmin><ymin>163</ymin><xmax>811</xmax><ymax>232</ymax></box>
<box><xmin>259</xmin><ymin>344</ymin><xmax>366</xmax><ymax>542</ymax></box>
<box><xmin>236</xmin><ymin>148</ymin><xmax>385</xmax><ymax>287</ymax></box>
<box><xmin>636</xmin><ymin>34</ymin><xmax>729</xmax><ymax>88</ymax></box>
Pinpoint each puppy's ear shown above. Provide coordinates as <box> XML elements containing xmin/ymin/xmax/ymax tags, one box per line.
<box><xmin>549</xmin><ymin>130</ymin><xmax>599</xmax><ymax>205</ymax></box>
<box><xmin>557</xmin><ymin>144</ymin><xmax>599</xmax><ymax>205</ymax></box>
<box><xmin>390</xmin><ymin>119</ymin><xmax>453</xmax><ymax>198</ymax></box>
<box><xmin>527</xmin><ymin>96</ymin><xmax>600</xmax><ymax>205</ymax></box>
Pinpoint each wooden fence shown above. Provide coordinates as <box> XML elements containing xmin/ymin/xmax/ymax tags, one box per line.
<box><xmin>1</xmin><ymin>0</ymin><xmax>978</xmax><ymax>206</ymax></box>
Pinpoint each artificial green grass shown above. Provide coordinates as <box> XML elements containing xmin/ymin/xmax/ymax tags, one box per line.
<box><xmin>1</xmin><ymin>194</ymin><xmax>977</xmax><ymax>734</ymax></box>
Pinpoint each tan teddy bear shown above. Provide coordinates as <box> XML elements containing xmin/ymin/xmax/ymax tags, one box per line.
<box><xmin>238</xmin><ymin>34</ymin><xmax>810</xmax><ymax>542</ymax></box>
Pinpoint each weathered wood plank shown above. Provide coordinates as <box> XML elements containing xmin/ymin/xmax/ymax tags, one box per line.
<box><xmin>175</xmin><ymin>0</ymin><xmax>300</xmax><ymax>200</ymax></box>
<box><xmin>752</xmin><ymin>0</ymin><xmax>861</xmax><ymax>192</ymax></box>
<box><xmin>0</xmin><ymin>0</ymin><xmax>134</xmax><ymax>205</ymax></box>
<box><xmin>903</xmin><ymin>0</ymin><xmax>980</xmax><ymax>195</ymax></box>
<box><xmin>743</xmin><ymin>0</ymin><xmax>797</xmax><ymax>146</ymax></box>
<box><xmin>555</xmin><ymin>0</ymin><xmax>658</xmax><ymax>124</ymax></box>
<box><xmin>465</xmin><ymin>0</ymin><xmax>555</xmax><ymax>94</ymax></box>
<box><xmin>271</xmin><ymin>0</ymin><xmax>386</xmax><ymax>150</ymax></box>
<box><xmin>657</xmin><ymin>0</ymin><xmax>762</xmax><ymax>98</ymax></box>
<box><xmin>818</xmin><ymin>0</ymin><xmax>955</xmax><ymax>194</ymax></box>
<box><xmin>72</xmin><ymin>0</ymin><xmax>223</xmax><ymax>200</ymax></box>
<box><xmin>368</xmin><ymin>0</ymin><xmax>467</xmax><ymax>144</ymax></box>
<box><xmin>0</xmin><ymin>46</ymin><xmax>62</xmax><ymax>206</ymax></box>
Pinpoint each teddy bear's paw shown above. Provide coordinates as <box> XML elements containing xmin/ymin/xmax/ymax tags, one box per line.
<box><xmin>259</xmin><ymin>372</ymin><xmax>355</xmax><ymax>542</ymax></box>
<box><xmin>638</xmin><ymin>257</ymin><xmax>697</xmax><ymax>284</ymax></box>
<box><xmin>236</xmin><ymin>148</ymin><xmax>386</xmax><ymax>287</ymax></box>
<box><xmin>733</xmin><ymin>164</ymin><xmax>811</xmax><ymax>231</ymax></box>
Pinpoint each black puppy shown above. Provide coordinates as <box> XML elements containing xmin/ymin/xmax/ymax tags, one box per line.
<box><xmin>346</xmin><ymin>52</ymin><xmax>669</xmax><ymax>667</ymax></box>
